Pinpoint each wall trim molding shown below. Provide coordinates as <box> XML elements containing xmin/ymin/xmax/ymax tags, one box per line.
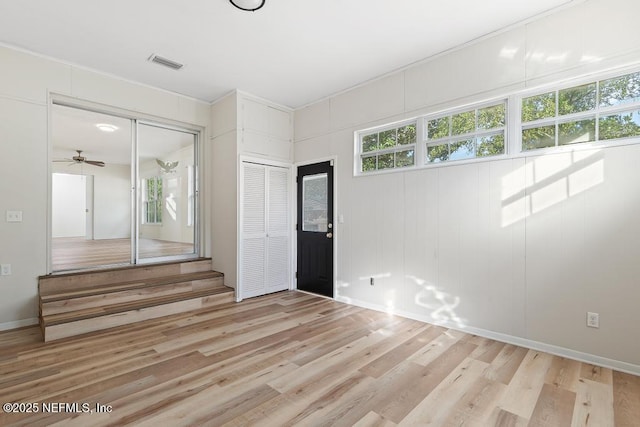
<box><xmin>0</xmin><ymin>318</ymin><xmax>39</xmax><ymax>332</ymax></box>
<box><xmin>336</xmin><ymin>295</ymin><xmax>640</xmax><ymax>377</ymax></box>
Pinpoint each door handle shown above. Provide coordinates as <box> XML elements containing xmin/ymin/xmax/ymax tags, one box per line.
<box><xmin>326</xmin><ymin>232</ymin><xmax>333</xmax><ymax>239</ymax></box>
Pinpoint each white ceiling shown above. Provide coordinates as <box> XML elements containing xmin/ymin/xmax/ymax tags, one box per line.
<box><xmin>0</xmin><ymin>0</ymin><xmax>576</xmax><ymax>109</ymax></box>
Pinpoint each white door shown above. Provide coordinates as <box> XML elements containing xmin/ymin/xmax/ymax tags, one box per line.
<box><xmin>266</xmin><ymin>166</ymin><xmax>290</xmax><ymax>293</ymax></box>
<box><xmin>240</xmin><ymin>162</ymin><xmax>290</xmax><ymax>299</ymax></box>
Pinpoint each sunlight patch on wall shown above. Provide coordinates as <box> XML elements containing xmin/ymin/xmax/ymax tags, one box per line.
<box><xmin>385</xmin><ymin>289</ymin><xmax>396</xmax><ymax>315</ymax></box>
<box><xmin>166</xmin><ymin>194</ymin><xmax>177</xmax><ymax>221</ymax></box>
<box><xmin>526</xmin><ymin>50</ymin><xmax>569</xmax><ymax>65</ymax></box>
<box><xmin>335</xmin><ymin>280</ymin><xmax>352</xmax><ymax>305</ymax></box>
<box><xmin>580</xmin><ymin>54</ymin><xmax>603</xmax><ymax>63</ymax></box>
<box><xmin>499</xmin><ymin>46</ymin><xmax>520</xmax><ymax>60</ymax></box>
<box><xmin>407</xmin><ymin>275</ymin><xmax>466</xmax><ymax>328</ymax></box>
<box><xmin>501</xmin><ymin>150</ymin><xmax>604</xmax><ymax>227</ymax></box>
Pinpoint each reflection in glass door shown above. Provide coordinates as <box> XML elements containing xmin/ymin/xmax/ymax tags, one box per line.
<box><xmin>51</xmin><ymin>105</ymin><xmax>133</xmax><ymax>271</ymax></box>
<box><xmin>51</xmin><ymin>104</ymin><xmax>199</xmax><ymax>272</ymax></box>
<box><xmin>136</xmin><ymin>123</ymin><xmax>197</xmax><ymax>262</ymax></box>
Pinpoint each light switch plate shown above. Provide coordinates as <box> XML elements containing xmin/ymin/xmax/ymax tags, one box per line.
<box><xmin>0</xmin><ymin>264</ymin><xmax>11</xmax><ymax>276</ymax></box>
<box><xmin>6</xmin><ymin>211</ymin><xmax>22</xmax><ymax>222</ymax></box>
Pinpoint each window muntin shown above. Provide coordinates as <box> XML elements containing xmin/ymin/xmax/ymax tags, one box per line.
<box><xmin>521</xmin><ymin>71</ymin><xmax>640</xmax><ymax>151</ymax></box>
<box><xmin>425</xmin><ymin>102</ymin><xmax>506</xmax><ymax>164</ymax></box>
<box><xmin>359</xmin><ymin>122</ymin><xmax>416</xmax><ymax>173</ymax></box>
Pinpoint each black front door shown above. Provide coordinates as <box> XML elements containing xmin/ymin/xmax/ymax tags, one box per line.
<box><xmin>296</xmin><ymin>161</ymin><xmax>334</xmax><ymax>298</ymax></box>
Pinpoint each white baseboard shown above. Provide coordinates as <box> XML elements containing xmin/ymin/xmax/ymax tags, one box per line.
<box><xmin>336</xmin><ymin>296</ymin><xmax>640</xmax><ymax>377</ymax></box>
<box><xmin>0</xmin><ymin>318</ymin><xmax>39</xmax><ymax>332</ymax></box>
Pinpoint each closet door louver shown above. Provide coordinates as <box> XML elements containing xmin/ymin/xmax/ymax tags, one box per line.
<box><xmin>240</xmin><ymin>162</ymin><xmax>290</xmax><ymax>299</ymax></box>
<box><xmin>267</xmin><ymin>167</ymin><xmax>289</xmax><ymax>292</ymax></box>
<box><xmin>241</xmin><ymin>163</ymin><xmax>266</xmax><ymax>298</ymax></box>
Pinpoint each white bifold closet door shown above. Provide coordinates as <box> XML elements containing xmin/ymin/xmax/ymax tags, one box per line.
<box><xmin>240</xmin><ymin>162</ymin><xmax>290</xmax><ymax>299</ymax></box>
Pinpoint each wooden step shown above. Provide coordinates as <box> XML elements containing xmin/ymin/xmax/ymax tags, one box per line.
<box><xmin>38</xmin><ymin>259</ymin><xmax>235</xmax><ymax>342</ymax></box>
<box><xmin>41</xmin><ymin>271</ymin><xmax>224</xmax><ymax>316</ymax></box>
<box><xmin>42</xmin><ymin>287</ymin><xmax>234</xmax><ymax>341</ymax></box>
<box><xmin>43</xmin><ymin>286</ymin><xmax>233</xmax><ymax>326</ymax></box>
<box><xmin>41</xmin><ymin>270</ymin><xmax>223</xmax><ymax>303</ymax></box>
<box><xmin>39</xmin><ymin>258</ymin><xmax>213</xmax><ymax>295</ymax></box>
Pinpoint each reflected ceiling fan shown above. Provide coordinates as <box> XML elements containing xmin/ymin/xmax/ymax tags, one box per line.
<box><xmin>54</xmin><ymin>150</ymin><xmax>105</xmax><ymax>167</ymax></box>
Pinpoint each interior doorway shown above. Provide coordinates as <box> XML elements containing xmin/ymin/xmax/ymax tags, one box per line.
<box><xmin>50</xmin><ymin>103</ymin><xmax>200</xmax><ymax>272</ymax></box>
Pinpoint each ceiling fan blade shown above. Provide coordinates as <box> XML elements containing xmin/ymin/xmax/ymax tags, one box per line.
<box><xmin>52</xmin><ymin>159</ymin><xmax>73</xmax><ymax>162</ymax></box>
<box><xmin>84</xmin><ymin>160</ymin><xmax>105</xmax><ymax>167</ymax></box>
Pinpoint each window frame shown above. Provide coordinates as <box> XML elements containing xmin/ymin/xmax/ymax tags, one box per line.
<box><xmin>353</xmin><ymin>65</ymin><xmax>640</xmax><ymax>177</ymax></box>
<box><xmin>423</xmin><ymin>99</ymin><xmax>508</xmax><ymax>165</ymax></box>
<box><xmin>517</xmin><ymin>68</ymin><xmax>640</xmax><ymax>153</ymax></box>
<box><xmin>355</xmin><ymin>118</ymin><xmax>420</xmax><ymax>175</ymax></box>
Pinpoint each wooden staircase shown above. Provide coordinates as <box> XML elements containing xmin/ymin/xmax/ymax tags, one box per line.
<box><xmin>39</xmin><ymin>258</ymin><xmax>234</xmax><ymax>342</ymax></box>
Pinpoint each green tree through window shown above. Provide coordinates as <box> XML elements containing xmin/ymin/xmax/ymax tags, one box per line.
<box><xmin>426</xmin><ymin>102</ymin><xmax>506</xmax><ymax>163</ymax></box>
<box><xmin>359</xmin><ymin>122</ymin><xmax>416</xmax><ymax>173</ymax></box>
<box><xmin>144</xmin><ymin>177</ymin><xmax>163</xmax><ymax>224</ymax></box>
<box><xmin>521</xmin><ymin>71</ymin><xmax>640</xmax><ymax>150</ymax></box>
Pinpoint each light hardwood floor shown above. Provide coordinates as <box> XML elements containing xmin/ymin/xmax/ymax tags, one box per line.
<box><xmin>52</xmin><ymin>237</ymin><xmax>195</xmax><ymax>271</ymax></box>
<box><xmin>1</xmin><ymin>291</ymin><xmax>639</xmax><ymax>426</ymax></box>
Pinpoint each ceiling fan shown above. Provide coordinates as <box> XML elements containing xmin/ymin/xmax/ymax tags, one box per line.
<box><xmin>53</xmin><ymin>150</ymin><xmax>105</xmax><ymax>167</ymax></box>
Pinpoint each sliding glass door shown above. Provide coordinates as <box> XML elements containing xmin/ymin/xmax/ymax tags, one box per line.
<box><xmin>50</xmin><ymin>104</ymin><xmax>199</xmax><ymax>272</ymax></box>
<box><xmin>51</xmin><ymin>105</ymin><xmax>133</xmax><ymax>271</ymax></box>
<box><xmin>136</xmin><ymin>122</ymin><xmax>197</xmax><ymax>263</ymax></box>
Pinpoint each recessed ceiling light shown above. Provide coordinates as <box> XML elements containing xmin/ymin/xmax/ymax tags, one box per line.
<box><xmin>96</xmin><ymin>123</ymin><xmax>118</xmax><ymax>132</ymax></box>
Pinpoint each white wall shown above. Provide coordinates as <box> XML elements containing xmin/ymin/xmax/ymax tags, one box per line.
<box><xmin>294</xmin><ymin>0</ymin><xmax>640</xmax><ymax>371</ymax></box>
<box><xmin>51</xmin><ymin>173</ymin><xmax>86</xmax><ymax>238</ymax></box>
<box><xmin>52</xmin><ymin>163</ymin><xmax>132</xmax><ymax>240</ymax></box>
<box><xmin>210</xmin><ymin>91</ymin><xmax>293</xmax><ymax>289</ymax></box>
<box><xmin>0</xmin><ymin>44</ymin><xmax>210</xmax><ymax>328</ymax></box>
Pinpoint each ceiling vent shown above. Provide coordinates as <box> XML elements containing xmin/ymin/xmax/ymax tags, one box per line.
<box><xmin>148</xmin><ymin>54</ymin><xmax>184</xmax><ymax>70</ymax></box>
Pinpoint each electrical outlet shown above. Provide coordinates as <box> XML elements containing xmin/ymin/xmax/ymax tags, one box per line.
<box><xmin>587</xmin><ymin>312</ymin><xmax>599</xmax><ymax>328</ymax></box>
<box><xmin>0</xmin><ymin>264</ymin><xmax>11</xmax><ymax>276</ymax></box>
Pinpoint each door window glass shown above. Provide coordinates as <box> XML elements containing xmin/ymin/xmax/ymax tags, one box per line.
<box><xmin>302</xmin><ymin>173</ymin><xmax>328</xmax><ymax>232</ymax></box>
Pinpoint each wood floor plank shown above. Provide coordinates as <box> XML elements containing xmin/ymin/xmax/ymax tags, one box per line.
<box><xmin>544</xmin><ymin>356</ymin><xmax>581</xmax><ymax>392</ymax></box>
<box><xmin>397</xmin><ymin>357</ymin><xmax>491</xmax><ymax>426</ymax></box>
<box><xmin>352</xmin><ymin>411</ymin><xmax>397</xmax><ymax>427</ymax></box>
<box><xmin>439</xmin><ymin>374</ymin><xmax>508</xmax><ymax>426</ymax></box>
<box><xmin>0</xmin><ymin>291</ymin><xmax>637</xmax><ymax>426</ymax></box>
<box><xmin>486</xmin><ymin>408</ymin><xmax>529</xmax><ymax>427</ymax></box>
<box><xmin>483</xmin><ymin>343</ymin><xmax>529</xmax><ymax>385</ymax></box>
<box><xmin>580</xmin><ymin>363</ymin><xmax>613</xmax><ymax>385</ymax></box>
<box><xmin>528</xmin><ymin>382</ymin><xmax>576</xmax><ymax>427</ymax></box>
<box><xmin>496</xmin><ymin>350</ymin><xmax>553</xmax><ymax>420</ymax></box>
<box><xmin>612</xmin><ymin>370</ymin><xmax>640</xmax><ymax>427</ymax></box>
<box><xmin>376</xmin><ymin>341</ymin><xmax>478</xmax><ymax>423</ymax></box>
<box><xmin>359</xmin><ymin>324</ymin><xmax>442</xmax><ymax>378</ymax></box>
<box><xmin>571</xmin><ymin>377</ymin><xmax>614</xmax><ymax>427</ymax></box>
<box><xmin>407</xmin><ymin>328</ymin><xmax>465</xmax><ymax>366</ymax></box>
<box><xmin>469</xmin><ymin>336</ymin><xmax>507</xmax><ymax>364</ymax></box>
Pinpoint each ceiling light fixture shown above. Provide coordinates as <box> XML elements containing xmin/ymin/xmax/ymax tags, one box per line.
<box><xmin>96</xmin><ymin>123</ymin><xmax>118</xmax><ymax>132</ymax></box>
<box><xmin>229</xmin><ymin>0</ymin><xmax>265</xmax><ymax>12</ymax></box>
